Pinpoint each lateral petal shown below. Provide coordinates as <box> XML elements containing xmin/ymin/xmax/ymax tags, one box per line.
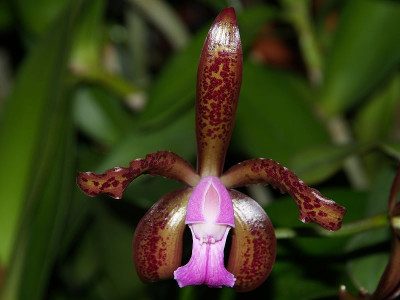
<box><xmin>133</xmin><ymin>188</ymin><xmax>191</xmax><ymax>282</ymax></box>
<box><xmin>227</xmin><ymin>190</ymin><xmax>276</xmax><ymax>292</ymax></box>
<box><xmin>196</xmin><ymin>7</ymin><xmax>242</xmax><ymax>177</ymax></box>
<box><xmin>221</xmin><ymin>159</ymin><xmax>346</xmax><ymax>231</ymax></box>
<box><xmin>77</xmin><ymin>151</ymin><xmax>199</xmax><ymax>199</ymax></box>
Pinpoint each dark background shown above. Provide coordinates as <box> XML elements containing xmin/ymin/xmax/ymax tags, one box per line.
<box><xmin>0</xmin><ymin>0</ymin><xmax>400</xmax><ymax>299</ymax></box>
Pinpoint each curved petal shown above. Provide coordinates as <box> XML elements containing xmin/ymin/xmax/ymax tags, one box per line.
<box><xmin>77</xmin><ymin>151</ymin><xmax>199</xmax><ymax>199</ymax></box>
<box><xmin>227</xmin><ymin>190</ymin><xmax>276</xmax><ymax>292</ymax></box>
<box><xmin>221</xmin><ymin>159</ymin><xmax>346</xmax><ymax>231</ymax></box>
<box><xmin>196</xmin><ymin>7</ymin><xmax>243</xmax><ymax>177</ymax></box>
<box><xmin>133</xmin><ymin>187</ymin><xmax>192</xmax><ymax>282</ymax></box>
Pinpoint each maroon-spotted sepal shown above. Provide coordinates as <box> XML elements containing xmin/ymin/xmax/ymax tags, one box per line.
<box><xmin>220</xmin><ymin>159</ymin><xmax>346</xmax><ymax>231</ymax></box>
<box><xmin>77</xmin><ymin>151</ymin><xmax>200</xmax><ymax>199</ymax></box>
<box><xmin>133</xmin><ymin>188</ymin><xmax>191</xmax><ymax>282</ymax></box>
<box><xmin>195</xmin><ymin>7</ymin><xmax>243</xmax><ymax>177</ymax></box>
<box><xmin>228</xmin><ymin>190</ymin><xmax>276</xmax><ymax>292</ymax></box>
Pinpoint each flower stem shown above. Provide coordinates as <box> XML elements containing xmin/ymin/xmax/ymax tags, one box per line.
<box><xmin>275</xmin><ymin>213</ymin><xmax>391</xmax><ymax>239</ymax></box>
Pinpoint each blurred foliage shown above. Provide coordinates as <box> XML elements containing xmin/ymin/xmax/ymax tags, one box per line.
<box><xmin>0</xmin><ymin>0</ymin><xmax>400</xmax><ymax>299</ymax></box>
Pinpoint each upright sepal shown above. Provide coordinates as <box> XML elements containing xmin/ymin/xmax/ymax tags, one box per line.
<box><xmin>221</xmin><ymin>159</ymin><xmax>346</xmax><ymax>231</ymax></box>
<box><xmin>196</xmin><ymin>7</ymin><xmax>242</xmax><ymax>177</ymax></box>
<box><xmin>228</xmin><ymin>190</ymin><xmax>276</xmax><ymax>292</ymax></box>
<box><xmin>77</xmin><ymin>151</ymin><xmax>199</xmax><ymax>199</ymax></box>
<box><xmin>133</xmin><ymin>188</ymin><xmax>191</xmax><ymax>282</ymax></box>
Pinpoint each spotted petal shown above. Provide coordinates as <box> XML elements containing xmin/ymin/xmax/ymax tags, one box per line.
<box><xmin>196</xmin><ymin>7</ymin><xmax>242</xmax><ymax>177</ymax></box>
<box><xmin>220</xmin><ymin>159</ymin><xmax>346</xmax><ymax>231</ymax></box>
<box><xmin>133</xmin><ymin>188</ymin><xmax>191</xmax><ymax>282</ymax></box>
<box><xmin>227</xmin><ymin>190</ymin><xmax>276</xmax><ymax>292</ymax></box>
<box><xmin>77</xmin><ymin>151</ymin><xmax>199</xmax><ymax>199</ymax></box>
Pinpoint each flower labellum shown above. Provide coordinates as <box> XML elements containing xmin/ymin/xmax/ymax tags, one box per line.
<box><xmin>174</xmin><ymin>176</ymin><xmax>235</xmax><ymax>288</ymax></box>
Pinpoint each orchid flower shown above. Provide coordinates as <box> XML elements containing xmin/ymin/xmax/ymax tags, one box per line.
<box><xmin>77</xmin><ymin>7</ymin><xmax>346</xmax><ymax>292</ymax></box>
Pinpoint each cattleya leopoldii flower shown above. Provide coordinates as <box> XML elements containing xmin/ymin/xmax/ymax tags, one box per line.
<box><xmin>77</xmin><ymin>7</ymin><xmax>346</xmax><ymax>291</ymax></box>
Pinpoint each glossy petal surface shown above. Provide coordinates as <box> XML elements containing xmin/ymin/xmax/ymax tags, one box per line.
<box><xmin>227</xmin><ymin>190</ymin><xmax>276</xmax><ymax>292</ymax></box>
<box><xmin>174</xmin><ymin>226</ymin><xmax>235</xmax><ymax>288</ymax></box>
<box><xmin>77</xmin><ymin>151</ymin><xmax>199</xmax><ymax>199</ymax></box>
<box><xmin>186</xmin><ymin>176</ymin><xmax>234</xmax><ymax>227</ymax></box>
<box><xmin>196</xmin><ymin>7</ymin><xmax>242</xmax><ymax>177</ymax></box>
<box><xmin>133</xmin><ymin>188</ymin><xmax>191</xmax><ymax>282</ymax></box>
<box><xmin>221</xmin><ymin>159</ymin><xmax>346</xmax><ymax>231</ymax></box>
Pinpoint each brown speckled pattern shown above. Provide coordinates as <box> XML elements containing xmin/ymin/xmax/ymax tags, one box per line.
<box><xmin>196</xmin><ymin>9</ymin><xmax>242</xmax><ymax>177</ymax></box>
<box><xmin>228</xmin><ymin>190</ymin><xmax>276</xmax><ymax>292</ymax></box>
<box><xmin>75</xmin><ymin>7</ymin><xmax>348</xmax><ymax>292</ymax></box>
<box><xmin>77</xmin><ymin>151</ymin><xmax>199</xmax><ymax>199</ymax></box>
<box><xmin>133</xmin><ymin>188</ymin><xmax>191</xmax><ymax>281</ymax></box>
<box><xmin>221</xmin><ymin>159</ymin><xmax>346</xmax><ymax>231</ymax></box>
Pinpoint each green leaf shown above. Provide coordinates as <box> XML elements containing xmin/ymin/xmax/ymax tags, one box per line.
<box><xmin>18</xmin><ymin>121</ymin><xmax>76</xmax><ymax>300</ymax></box>
<box><xmin>234</xmin><ymin>63</ymin><xmax>329</xmax><ymax>165</ymax></box>
<box><xmin>91</xmin><ymin>204</ymin><xmax>147</xmax><ymax>298</ymax></box>
<box><xmin>0</xmin><ymin>1</ymin><xmax>80</xmax><ymax>266</ymax></box>
<box><xmin>70</xmin><ymin>0</ymin><xmax>106</xmax><ymax>70</ymax></box>
<box><xmin>321</xmin><ymin>0</ymin><xmax>400</xmax><ymax>115</ymax></box>
<box><xmin>364</xmin><ymin>168</ymin><xmax>396</xmax><ymax>217</ymax></box>
<box><xmin>2</xmin><ymin>106</ymin><xmax>77</xmax><ymax>300</ymax></box>
<box><xmin>381</xmin><ymin>141</ymin><xmax>400</xmax><ymax>161</ymax></box>
<box><xmin>354</xmin><ymin>73</ymin><xmax>400</xmax><ymax>143</ymax></box>
<box><xmin>73</xmin><ymin>86</ymin><xmax>131</xmax><ymax>146</ymax></box>
<box><xmin>269</xmin><ymin>260</ymin><xmax>337</xmax><ymax>300</ymax></box>
<box><xmin>346</xmin><ymin>228</ymin><xmax>390</xmax><ymax>295</ymax></box>
<box><xmin>345</xmin><ymin>169</ymin><xmax>394</xmax><ymax>295</ymax></box>
<box><xmin>126</xmin><ymin>9</ymin><xmax>150</xmax><ymax>85</ymax></box>
<box><xmin>98</xmin><ymin>109</ymin><xmax>196</xmax><ymax>172</ymax></box>
<box><xmin>59</xmin><ymin>224</ymin><xmax>100</xmax><ymax>290</ymax></box>
<box><xmin>290</xmin><ymin>143</ymin><xmax>366</xmax><ymax>185</ymax></box>
<box><xmin>127</xmin><ymin>0</ymin><xmax>190</xmax><ymax>50</ymax></box>
<box><xmin>138</xmin><ymin>6</ymin><xmax>277</xmax><ymax>128</ymax></box>
<box><xmin>353</xmin><ymin>73</ymin><xmax>400</xmax><ymax>178</ymax></box>
<box><xmin>237</xmin><ymin>5</ymin><xmax>277</xmax><ymax>52</ymax></box>
<box><xmin>0</xmin><ymin>1</ymin><xmax>12</xmax><ymax>30</ymax></box>
<box><xmin>14</xmin><ymin>0</ymin><xmax>70</xmax><ymax>36</ymax></box>
<box><xmin>124</xmin><ymin>176</ymin><xmax>184</xmax><ymax>209</ymax></box>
